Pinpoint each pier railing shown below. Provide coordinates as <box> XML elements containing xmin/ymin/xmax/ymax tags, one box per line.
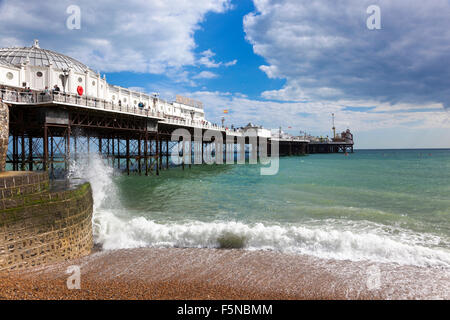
<box><xmin>161</xmin><ymin>117</ymin><xmax>225</xmax><ymax>131</ymax></box>
<box><xmin>1</xmin><ymin>88</ymin><xmax>315</xmax><ymax>139</ymax></box>
<box><xmin>0</xmin><ymin>88</ymin><xmax>242</xmax><ymax>132</ymax></box>
<box><xmin>0</xmin><ymin>88</ymin><xmax>166</xmax><ymax>119</ymax></box>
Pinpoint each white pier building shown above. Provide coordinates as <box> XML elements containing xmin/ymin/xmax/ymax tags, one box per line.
<box><xmin>0</xmin><ymin>40</ymin><xmax>312</xmax><ymax>142</ymax></box>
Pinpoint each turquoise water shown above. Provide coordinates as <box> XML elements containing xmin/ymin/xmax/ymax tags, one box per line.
<box><xmin>74</xmin><ymin>149</ymin><xmax>450</xmax><ymax>267</ymax></box>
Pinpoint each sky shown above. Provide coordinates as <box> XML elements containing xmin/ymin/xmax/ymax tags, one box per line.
<box><xmin>0</xmin><ymin>0</ymin><xmax>449</xmax><ymax>149</ymax></box>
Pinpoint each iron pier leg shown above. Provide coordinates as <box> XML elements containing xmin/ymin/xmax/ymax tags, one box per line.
<box><xmin>111</xmin><ymin>137</ymin><xmax>115</xmax><ymax>167</ymax></box>
<box><xmin>144</xmin><ymin>133</ymin><xmax>148</xmax><ymax>176</ymax></box>
<box><xmin>43</xmin><ymin>125</ymin><xmax>48</xmax><ymax>172</ymax></box>
<box><xmin>166</xmin><ymin>138</ymin><xmax>169</xmax><ymax>170</ymax></box>
<box><xmin>138</xmin><ymin>136</ymin><xmax>142</xmax><ymax>175</ymax></box>
<box><xmin>21</xmin><ymin>131</ymin><xmax>25</xmax><ymax>171</ymax></box>
<box><xmin>188</xmin><ymin>139</ymin><xmax>192</xmax><ymax>169</ymax></box>
<box><xmin>181</xmin><ymin>141</ymin><xmax>185</xmax><ymax>171</ymax></box>
<box><xmin>156</xmin><ymin>134</ymin><xmax>159</xmax><ymax>176</ymax></box>
<box><xmin>202</xmin><ymin>141</ymin><xmax>204</xmax><ymax>164</ymax></box>
<box><xmin>66</xmin><ymin>126</ymin><xmax>71</xmax><ymax>173</ymax></box>
<box><xmin>117</xmin><ymin>138</ymin><xmax>120</xmax><ymax>170</ymax></box>
<box><xmin>107</xmin><ymin>137</ymin><xmax>110</xmax><ymax>164</ymax></box>
<box><xmin>50</xmin><ymin>135</ymin><xmax>54</xmax><ymax>176</ymax></box>
<box><xmin>12</xmin><ymin>134</ymin><xmax>16</xmax><ymax>171</ymax></box>
<box><xmin>159</xmin><ymin>139</ymin><xmax>162</xmax><ymax>171</ymax></box>
<box><xmin>29</xmin><ymin>136</ymin><xmax>33</xmax><ymax>171</ymax></box>
<box><xmin>126</xmin><ymin>138</ymin><xmax>130</xmax><ymax>175</ymax></box>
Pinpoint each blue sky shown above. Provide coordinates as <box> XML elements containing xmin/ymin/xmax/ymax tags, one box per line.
<box><xmin>106</xmin><ymin>0</ymin><xmax>285</xmax><ymax>100</ymax></box>
<box><xmin>0</xmin><ymin>0</ymin><xmax>449</xmax><ymax>148</ymax></box>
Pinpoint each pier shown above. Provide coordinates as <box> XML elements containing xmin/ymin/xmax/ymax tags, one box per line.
<box><xmin>0</xmin><ymin>41</ymin><xmax>353</xmax><ymax>177</ymax></box>
<box><xmin>308</xmin><ymin>142</ymin><xmax>354</xmax><ymax>154</ymax></box>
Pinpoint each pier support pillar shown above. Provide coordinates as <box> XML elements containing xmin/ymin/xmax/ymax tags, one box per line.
<box><xmin>74</xmin><ymin>135</ymin><xmax>78</xmax><ymax>161</ymax></box>
<box><xmin>202</xmin><ymin>141</ymin><xmax>204</xmax><ymax>164</ymax></box>
<box><xmin>43</xmin><ymin>125</ymin><xmax>48</xmax><ymax>171</ymax></box>
<box><xmin>138</xmin><ymin>136</ymin><xmax>142</xmax><ymax>175</ymax></box>
<box><xmin>159</xmin><ymin>139</ymin><xmax>162</xmax><ymax>171</ymax></box>
<box><xmin>189</xmin><ymin>138</ymin><xmax>192</xmax><ymax>169</ymax></box>
<box><xmin>144</xmin><ymin>133</ymin><xmax>148</xmax><ymax>176</ymax></box>
<box><xmin>117</xmin><ymin>138</ymin><xmax>121</xmax><ymax>170</ymax></box>
<box><xmin>156</xmin><ymin>134</ymin><xmax>159</xmax><ymax>176</ymax></box>
<box><xmin>0</xmin><ymin>101</ymin><xmax>8</xmax><ymax>172</ymax></box>
<box><xmin>111</xmin><ymin>137</ymin><xmax>114</xmax><ymax>168</ymax></box>
<box><xmin>28</xmin><ymin>136</ymin><xmax>33</xmax><ymax>171</ymax></box>
<box><xmin>66</xmin><ymin>125</ymin><xmax>71</xmax><ymax>173</ymax></box>
<box><xmin>21</xmin><ymin>130</ymin><xmax>25</xmax><ymax>171</ymax></box>
<box><xmin>166</xmin><ymin>139</ymin><xmax>169</xmax><ymax>169</ymax></box>
<box><xmin>126</xmin><ymin>138</ymin><xmax>130</xmax><ymax>175</ymax></box>
<box><xmin>181</xmin><ymin>141</ymin><xmax>185</xmax><ymax>171</ymax></box>
<box><xmin>12</xmin><ymin>135</ymin><xmax>16</xmax><ymax>171</ymax></box>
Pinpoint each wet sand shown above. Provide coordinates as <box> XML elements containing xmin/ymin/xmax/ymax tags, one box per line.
<box><xmin>0</xmin><ymin>248</ymin><xmax>449</xmax><ymax>300</ymax></box>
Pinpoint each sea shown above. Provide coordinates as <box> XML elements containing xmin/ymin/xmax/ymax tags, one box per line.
<box><xmin>69</xmin><ymin>149</ymin><xmax>450</xmax><ymax>268</ymax></box>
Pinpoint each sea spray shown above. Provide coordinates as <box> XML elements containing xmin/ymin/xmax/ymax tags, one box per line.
<box><xmin>68</xmin><ymin>153</ymin><xmax>125</xmax><ymax>245</ymax></box>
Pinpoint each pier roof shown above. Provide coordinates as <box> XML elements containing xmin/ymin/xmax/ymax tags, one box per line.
<box><xmin>0</xmin><ymin>57</ymin><xmax>17</xmax><ymax>69</ymax></box>
<box><xmin>0</xmin><ymin>40</ymin><xmax>90</xmax><ymax>73</ymax></box>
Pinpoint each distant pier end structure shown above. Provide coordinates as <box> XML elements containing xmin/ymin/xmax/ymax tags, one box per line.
<box><xmin>0</xmin><ymin>40</ymin><xmax>352</xmax><ymax>177</ymax></box>
<box><xmin>307</xmin><ymin>113</ymin><xmax>354</xmax><ymax>154</ymax></box>
<box><xmin>308</xmin><ymin>129</ymin><xmax>354</xmax><ymax>154</ymax></box>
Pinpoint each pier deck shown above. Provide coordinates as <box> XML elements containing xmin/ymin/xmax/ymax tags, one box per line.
<box><xmin>1</xmin><ymin>86</ymin><xmax>352</xmax><ymax>177</ymax></box>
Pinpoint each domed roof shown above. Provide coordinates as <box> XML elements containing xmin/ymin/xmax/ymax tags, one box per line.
<box><xmin>0</xmin><ymin>40</ymin><xmax>90</xmax><ymax>73</ymax></box>
<box><xmin>0</xmin><ymin>57</ymin><xmax>16</xmax><ymax>68</ymax></box>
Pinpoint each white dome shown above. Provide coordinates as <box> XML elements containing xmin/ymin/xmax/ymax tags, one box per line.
<box><xmin>0</xmin><ymin>57</ymin><xmax>16</xmax><ymax>68</ymax></box>
<box><xmin>0</xmin><ymin>40</ymin><xmax>90</xmax><ymax>73</ymax></box>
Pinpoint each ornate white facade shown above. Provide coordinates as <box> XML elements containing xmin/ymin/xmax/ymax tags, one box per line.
<box><xmin>0</xmin><ymin>40</ymin><xmax>206</xmax><ymax>124</ymax></box>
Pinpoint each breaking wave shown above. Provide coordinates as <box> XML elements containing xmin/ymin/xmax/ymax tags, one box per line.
<box><xmin>69</xmin><ymin>153</ymin><xmax>450</xmax><ymax>268</ymax></box>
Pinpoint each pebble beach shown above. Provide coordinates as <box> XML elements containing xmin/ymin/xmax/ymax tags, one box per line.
<box><xmin>1</xmin><ymin>248</ymin><xmax>449</xmax><ymax>300</ymax></box>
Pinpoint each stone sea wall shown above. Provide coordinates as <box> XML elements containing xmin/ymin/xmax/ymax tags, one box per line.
<box><xmin>0</xmin><ymin>172</ymin><xmax>93</xmax><ymax>272</ymax></box>
<box><xmin>0</xmin><ymin>101</ymin><xmax>8</xmax><ymax>172</ymax></box>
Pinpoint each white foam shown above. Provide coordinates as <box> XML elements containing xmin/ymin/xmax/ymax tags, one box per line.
<box><xmin>69</xmin><ymin>154</ymin><xmax>450</xmax><ymax>268</ymax></box>
<box><xmin>92</xmin><ymin>217</ymin><xmax>450</xmax><ymax>267</ymax></box>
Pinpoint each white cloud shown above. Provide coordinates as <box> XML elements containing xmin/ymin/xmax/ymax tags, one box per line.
<box><xmin>0</xmin><ymin>0</ymin><xmax>232</xmax><ymax>74</ymax></box>
<box><xmin>198</xmin><ymin>49</ymin><xmax>237</xmax><ymax>68</ymax></box>
<box><xmin>184</xmin><ymin>91</ymin><xmax>450</xmax><ymax>139</ymax></box>
<box><xmin>0</xmin><ymin>37</ymin><xmax>26</xmax><ymax>48</ymax></box>
<box><xmin>198</xmin><ymin>50</ymin><xmax>222</xmax><ymax>68</ymax></box>
<box><xmin>193</xmin><ymin>71</ymin><xmax>218</xmax><ymax>79</ymax></box>
<box><xmin>224</xmin><ymin>59</ymin><xmax>237</xmax><ymax>67</ymax></box>
<box><xmin>244</xmin><ymin>0</ymin><xmax>450</xmax><ymax>108</ymax></box>
<box><xmin>239</xmin><ymin>0</ymin><xmax>450</xmax><ymax>146</ymax></box>
<box><xmin>259</xmin><ymin>65</ymin><xmax>279</xmax><ymax>79</ymax></box>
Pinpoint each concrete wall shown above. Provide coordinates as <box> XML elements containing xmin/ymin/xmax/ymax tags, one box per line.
<box><xmin>0</xmin><ymin>172</ymin><xmax>93</xmax><ymax>272</ymax></box>
<box><xmin>0</xmin><ymin>101</ymin><xmax>8</xmax><ymax>172</ymax></box>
